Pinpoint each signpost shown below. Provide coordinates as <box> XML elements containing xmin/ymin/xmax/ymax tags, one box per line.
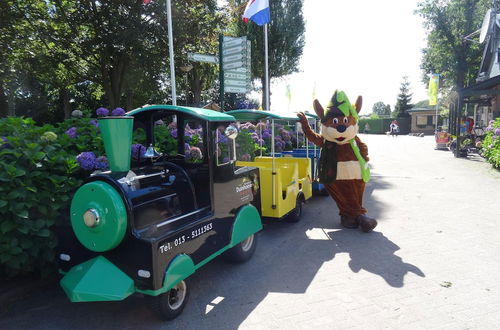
<box><xmin>187</xmin><ymin>53</ymin><xmax>218</xmax><ymax>64</ymax></box>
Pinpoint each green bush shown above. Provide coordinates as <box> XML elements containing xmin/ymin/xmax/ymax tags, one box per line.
<box><xmin>0</xmin><ymin>117</ymin><xmax>82</xmax><ymax>277</ymax></box>
<box><xmin>481</xmin><ymin>118</ymin><xmax>500</xmax><ymax>169</ymax></box>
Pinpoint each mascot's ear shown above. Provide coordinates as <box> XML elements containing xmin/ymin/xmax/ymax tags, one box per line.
<box><xmin>354</xmin><ymin>96</ymin><xmax>363</xmax><ymax>114</ymax></box>
<box><xmin>313</xmin><ymin>99</ymin><xmax>325</xmax><ymax>121</ymax></box>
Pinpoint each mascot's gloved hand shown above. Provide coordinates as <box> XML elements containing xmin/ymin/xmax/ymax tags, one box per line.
<box><xmin>296</xmin><ymin>112</ymin><xmax>309</xmax><ymax>127</ymax></box>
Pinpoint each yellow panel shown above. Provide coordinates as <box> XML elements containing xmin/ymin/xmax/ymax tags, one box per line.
<box><xmin>235</xmin><ymin>156</ymin><xmax>313</xmax><ymax>219</ymax></box>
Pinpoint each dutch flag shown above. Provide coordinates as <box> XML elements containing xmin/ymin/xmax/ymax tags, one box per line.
<box><xmin>243</xmin><ymin>0</ymin><xmax>271</xmax><ymax>26</ymax></box>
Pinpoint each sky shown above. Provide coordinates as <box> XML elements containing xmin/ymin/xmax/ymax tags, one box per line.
<box><xmin>262</xmin><ymin>0</ymin><xmax>429</xmax><ymax>114</ymax></box>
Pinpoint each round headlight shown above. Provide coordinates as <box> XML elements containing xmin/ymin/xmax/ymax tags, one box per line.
<box><xmin>83</xmin><ymin>209</ymin><xmax>99</xmax><ymax>228</ymax></box>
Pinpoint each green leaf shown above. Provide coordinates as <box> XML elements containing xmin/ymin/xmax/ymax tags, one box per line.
<box><xmin>0</xmin><ymin>220</ymin><xmax>16</xmax><ymax>234</ymax></box>
<box><xmin>0</xmin><ymin>200</ymin><xmax>7</xmax><ymax>208</ymax></box>
<box><xmin>16</xmin><ymin>210</ymin><xmax>29</xmax><ymax>219</ymax></box>
<box><xmin>37</xmin><ymin>228</ymin><xmax>51</xmax><ymax>237</ymax></box>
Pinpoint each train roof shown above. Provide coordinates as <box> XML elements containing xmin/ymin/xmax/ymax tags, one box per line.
<box><xmin>127</xmin><ymin>105</ymin><xmax>235</xmax><ymax>122</ymax></box>
<box><xmin>225</xmin><ymin>109</ymin><xmax>299</xmax><ymax>122</ymax></box>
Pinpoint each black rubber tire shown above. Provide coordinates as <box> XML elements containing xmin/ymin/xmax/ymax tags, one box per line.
<box><xmin>223</xmin><ymin>233</ymin><xmax>258</xmax><ymax>263</ymax></box>
<box><xmin>152</xmin><ymin>280</ymin><xmax>190</xmax><ymax>321</ymax></box>
<box><xmin>286</xmin><ymin>196</ymin><xmax>303</xmax><ymax>222</ymax></box>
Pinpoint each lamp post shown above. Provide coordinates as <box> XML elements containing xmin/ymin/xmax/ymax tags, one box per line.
<box><xmin>179</xmin><ymin>64</ymin><xmax>193</xmax><ymax>105</ymax></box>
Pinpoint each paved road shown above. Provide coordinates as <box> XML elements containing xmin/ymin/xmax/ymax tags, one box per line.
<box><xmin>1</xmin><ymin>134</ymin><xmax>500</xmax><ymax>329</ymax></box>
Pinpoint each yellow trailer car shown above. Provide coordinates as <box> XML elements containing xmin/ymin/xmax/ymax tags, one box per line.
<box><xmin>226</xmin><ymin>110</ymin><xmax>313</xmax><ymax>221</ymax></box>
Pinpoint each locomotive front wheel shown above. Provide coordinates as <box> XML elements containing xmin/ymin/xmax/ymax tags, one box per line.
<box><xmin>286</xmin><ymin>196</ymin><xmax>303</xmax><ymax>223</ymax></box>
<box><xmin>223</xmin><ymin>233</ymin><xmax>258</xmax><ymax>263</ymax></box>
<box><xmin>154</xmin><ymin>280</ymin><xmax>190</xmax><ymax>320</ymax></box>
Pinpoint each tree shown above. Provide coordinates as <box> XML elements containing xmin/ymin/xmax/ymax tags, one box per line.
<box><xmin>416</xmin><ymin>0</ymin><xmax>489</xmax><ymax>90</ymax></box>
<box><xmin>393</xmin><ymin>76</ymin><xmax>413</xmax><ymax>118</ymax></box>
<box><xmin>372</xmin><ymin>101</ymin><xmax>391</xmax><ymax>117</ymax></box>
<box><xmin>226</xmin><ymin>0</ymin><xmax>305</xmax><ymax>107</ymax></box>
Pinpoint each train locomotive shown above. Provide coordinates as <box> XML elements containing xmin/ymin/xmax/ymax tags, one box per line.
<box><xmin>58</xmin><ymin>105</ymin><xmax>263</xmax><ymax>320</ymax></box>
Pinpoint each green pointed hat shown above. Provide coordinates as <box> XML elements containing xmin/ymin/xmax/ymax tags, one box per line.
<box><xmin>326</xmin><ymin>90</ymin><xmax>358</xmax><ymax>120</ymax></box>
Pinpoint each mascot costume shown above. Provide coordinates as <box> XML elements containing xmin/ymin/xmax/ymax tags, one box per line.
<box><xmin>297</xmin><ymin>90</ymin><xmax>377</xmax><ymax>232</ymax></box>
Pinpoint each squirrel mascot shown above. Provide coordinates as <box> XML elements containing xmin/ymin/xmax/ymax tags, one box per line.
<box><xmin>297</xmin><ymin>90</ymin><xmax>377</xmax><ymax>232</ymax></box>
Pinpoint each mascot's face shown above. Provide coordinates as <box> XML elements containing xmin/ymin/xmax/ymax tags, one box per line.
<box><xmin>314</xmin><ymin>92</ymin><xmax>362</xmax><ymax>145</ymax></box>
<box><xmin>320</xmin><ymin>115</ymin><xmax>359</xmax><ymax>144</ymax></box>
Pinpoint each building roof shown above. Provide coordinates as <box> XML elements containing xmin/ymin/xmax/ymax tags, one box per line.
<box><xmin>407</xmin><ymin>107</ymin><xmax>435</xmax><ymax>113</ymax></box>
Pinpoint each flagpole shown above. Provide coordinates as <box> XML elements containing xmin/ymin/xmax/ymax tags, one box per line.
<box><xmin>166</xmin><ymin>0</ymin><xmax>177</xmax><ymax>106</ymax></box>
<box><xmin>264</xmin><ymin>24</ymin><xmax>270</xmax><ymax>110</ymax></box>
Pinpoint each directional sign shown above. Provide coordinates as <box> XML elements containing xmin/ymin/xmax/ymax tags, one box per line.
<box><xmin>221</xmin><ymin>36</ymin><xmax>251</xmax><ymax>94</ymax></box>
<box><xmin>222</xmin><ymin>45</ymin><xmax>244</xmax><ymax>56</ymax></box>
<box><xmin>224</xmin><ymin>71</ymin><xmax>247</xmax><ymax>80</ymax></box>
<box><xmin>224</xmin><ymin>86</ymin><xmax>248</xmax><ymax>93</ymax></box>
<box><xmin>223</xmin><ymin>38</ymin><xmax>246</xmax><ymax>48</ymax></box>
<box><xmin>187</xmin><ymin>53</ymin><xmax>218</xmax><ymax>64</ymax></box>
<box><xmin>225</xmin><ymin>79</ymin><xmax>250</xmax><ymax>87</ymax></box>
<box><xmin>224</xmin><ymin>61</ymin><xmax>245</xmax><ymax>70</ymax></box>
<box><xmin>225</xmin><ymin>67</ymin><xmax>247</xmax><ymax>73</ymax></box>
<box><xmin>223</xmin><ymin>53</ymin><xmax>246</xmax><ymax>64</ymax></box>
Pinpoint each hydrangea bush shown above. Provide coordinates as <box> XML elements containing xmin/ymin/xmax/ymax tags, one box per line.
<box><xmin>482</xmin><ymin>118</ymin><xmax>500</xmax><ymax>168</ymax></box>
<box><xmin>0</xmin><ymin>117</ymin><xmax>81</xmax><ymax>277</ymax></box>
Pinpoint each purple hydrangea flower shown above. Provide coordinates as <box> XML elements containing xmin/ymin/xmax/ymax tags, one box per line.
<box><xmin>95</xmin><ymin>156</ymin><xmax>108</xmax><ymax>170</ymax></box>
<box><xmin>184</xmin><ymin>143</ymin><xmax>190</xmax><ymax>150</ymax></box>
<box><xmin>168</xmin><ymin>122</ymin><xmax>177</xmax><ymax>129</ymax></box>
<box><xmin>76</xmin><ymin>152</ymin><xmax>97</xmax><ymax>171</ymax></box>
<box><xmin>131</xmin><ymin>144</ymin><xmax>146</xmax><ymax>161</ymax></box>
<box><xmin>89</xmin><ymin>119</ymin><xmax>99</xmax><ymax>128</ymax></box>
<box><xmin>111</xmin><ymin>107</ymin><xmax>126</xmax><ymax>116</ymax></box>
<box><xmin>223</xmin><ymin>156</ymin><xmax>230</xmax><ymax>163</ymax></box>
<box><xmin>170</xmin><ymin>129</ymin><xmax>178</xmax><ymax>138</ymax></box>
<box><xmin>495</xmin><ymin>128</ymin><xmax>500</xmax><ymax>136</ymax></box>
<box><xmin>262</xmin><ymin>130</ymin><xmax>271</xmax><ymax>139</ymax></box>
<box><xmin>241</xmin><ymin>153</ymin><xmax>251</xmax><ymax>161</ymax></box>
<box><xmin>0</xmin><ymin>136</ymin><xmax>11</xmax><ymax>150</ymax></box>
<box><xmin>65</xmin><ymin>127</ymin><xmax>78</xmax><ymax>139</ymax></box>
<box><xmin>96</xmin><ymin>107</ymin><xmax>109</xmax><ymax>117</ymax></box>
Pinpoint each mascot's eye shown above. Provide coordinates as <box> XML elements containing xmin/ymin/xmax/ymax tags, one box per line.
<box><xmin>333</xmin><ymin>118</ymin><xmax>339</xmax><ymax>124</ymax></box>
<box><xmin>343</xmin><ymin>117</ymin><xmax>349</xmax><ymax>124</ymax></box>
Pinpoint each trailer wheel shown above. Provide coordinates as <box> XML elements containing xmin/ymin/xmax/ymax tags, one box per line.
<box><xmin>287</xmin><ymin>196</ymin><xmax>303</xmax><ymax>222</ymax></box>
<box><xmin>223</xmin><ymin>233</ymin><xmax>258</xmax><ymax>263</ymax></box>
<box><xmin>154</xmin><ymin>280</ymin><xmax>189</xmax><ymax>321</ymax></box>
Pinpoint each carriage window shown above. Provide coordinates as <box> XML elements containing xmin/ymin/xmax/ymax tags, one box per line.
<box><xmin>153</xmin><ymin>114</ymin><xmax>178</xmax><ymax>156</ymax></box>
<box><xmin>216</xmin><ymin>124</ymin><xmax>236</xmax><ymax>166</ymax></box>
<box><xmin>184</xmin><ymin>120</ymin><xmax>204</xmax><ymax>164</ymax></box>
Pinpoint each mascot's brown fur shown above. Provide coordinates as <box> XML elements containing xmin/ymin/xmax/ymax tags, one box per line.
<box><xmin>297</xmin><ymin>91</ymin><xmax>377</xmax><ymax>232</ymax></box>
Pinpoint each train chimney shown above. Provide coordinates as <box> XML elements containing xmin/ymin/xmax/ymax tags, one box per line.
<box><xmin>98</xmin><ymin>116</ymin><xmax>134</xmax><ymax>172</ymax></box>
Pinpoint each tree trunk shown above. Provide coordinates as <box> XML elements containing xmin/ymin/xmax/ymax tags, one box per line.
<box><xmin>7</xmin><ymin>82</ymin><xmax>15</xmax><ymax>116</ymax></box>
<box><xmin>191</xmin><ymin>68</ymin><xmax>202</xmax><ymax>105</ymax></box>
<box><xmin>62</xmin><ymin>88</ymin><xmax>72</xmax><ymax>119</ymax></box>
<box><xmin>0</xmin><ymin>84</ymin><xmax>8</xmax><ymax>118</ymax></box>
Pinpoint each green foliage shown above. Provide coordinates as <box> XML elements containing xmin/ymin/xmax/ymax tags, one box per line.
<box><xmin>481</xmin><ymin>119</ymin><xmax>500</xmax><ymax>168</ymax></box>
<box><xmin>154</xmin><ymin>125</ymin><xmax>178</xmax><ymax>156</ymax></box>
<box><xmin>0</xmin><ymin>117</ymin><xmax>82</xmax><ymax>278</ymax></box>
<box><xmin>393</xmin><ymin>76</ymin><xmax>413</xmax><ymax>118</ymax></box>
<box><xmin>372</xmin><ymin>102</ymin><xmax>391</xmax><ymax>117</ymax></box>
<box><xmin>416</xmin><ymin>0</ymin><xmax>490</xmax><ymax>89</ymax></box>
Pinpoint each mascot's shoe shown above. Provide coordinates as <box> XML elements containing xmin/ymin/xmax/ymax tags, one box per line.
<box><xmin>356</xmin><ymin>214</ymin><xmax>377</xmax><ymax>233</ymax></box>
<box><xmin>340</xmin><ymin>215</ymin><xmax>359</xmax><ymax>229</ymax></box>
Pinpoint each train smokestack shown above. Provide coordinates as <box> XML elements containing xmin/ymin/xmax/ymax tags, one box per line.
<box><xmin>98</xmin><ymin>116</ymin><xmax>134</xmax><ymax>172</ymax></box>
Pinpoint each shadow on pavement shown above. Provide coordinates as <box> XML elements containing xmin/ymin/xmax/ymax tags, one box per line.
<box><xmin>328</xmin><ymin>230</ymin><xmax>425</xmax><ymax>288</ymax></box>
<box><xmin>0</xmin><ymin>176</ymin><xmax>424</xmax><ymax>329</ymax></box>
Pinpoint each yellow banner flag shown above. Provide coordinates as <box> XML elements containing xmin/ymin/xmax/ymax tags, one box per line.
<box><xmin>428</xmin><ymin>73</ymin><xmax>439</xmax><ymax>106</ymax></box>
